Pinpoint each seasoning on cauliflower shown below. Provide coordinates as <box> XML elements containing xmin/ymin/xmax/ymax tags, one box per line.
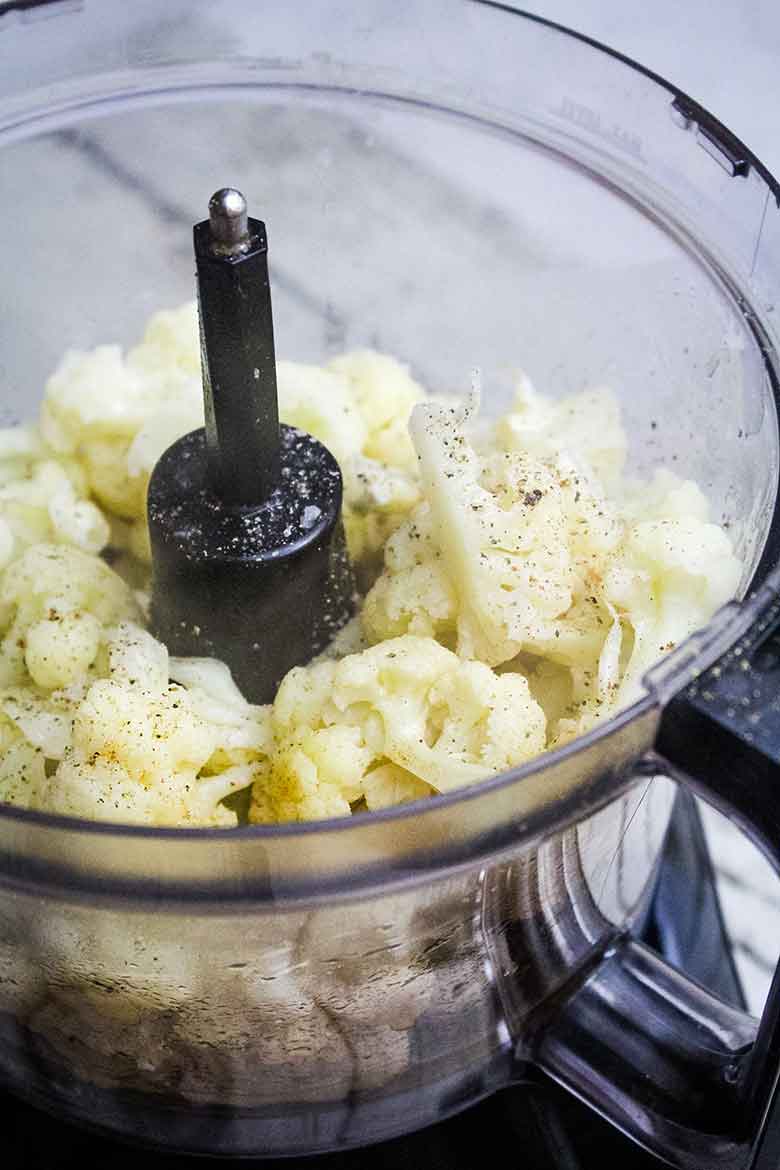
<box><xmin>249</xmin><ymin>635</ymin><xmax>546</xmax><ymax>822</ymax></box>
<box><xmin>0</xmin><ymin>543</ymin><xmax>140</xmax><ymax>689</ymax></box>
<box><xmin>364</xmin><ymin>385</ymin><xmax>742</xmax><ymax>748</ymax></box>
<box><xmin>364</xmin><ymin>391</ymin><xmax>622</xmax><ymax>668</ymax></box>
<box><xmin>496</xmin><ymin>371</ymin><xmax>627</xmax><ymax>488</ymax></box>
<box><xmin>31</xmin><ymin>624</ymin><xmax>271</xmax><ymax>827</ymax></box>
<box><xmin>0</xmin><ymin>305</ymin><xmax>744</xmax><ymax>827</ymax></box>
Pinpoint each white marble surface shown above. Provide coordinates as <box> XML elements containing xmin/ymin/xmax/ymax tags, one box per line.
<box><xmin>525</xmin><ymin>0</ymin><xmax>780</xmax><ymax>1016</ymax></box>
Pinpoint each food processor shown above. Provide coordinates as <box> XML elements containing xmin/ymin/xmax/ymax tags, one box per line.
<box><xmin>0</xmin><ymin>2</ymin><xmax>779</xmax><ymax>1168</ymax></box>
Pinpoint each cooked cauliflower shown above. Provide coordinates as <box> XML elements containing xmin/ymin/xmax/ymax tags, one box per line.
<box><xmin>364</xmin><ymin>393</ymin><xmax>622</xmax><ymax>668</ymax></box>
<box><xmin>328</xmin><ymin>349</ymin><xmax>425</xmax><ymax>470</ymax></box>
<box><xmin>496</xmin><ymin>372</ymin><xmax>627</xmax><ymax>488</ymax></box>
<box><xmin>39</xmin><ymin>311</ymin><xmax>426</xmax><ymax>582</ymax></box>
<box><xmin>363</xmin><ymin>387</ymin><xmax>741</xmax><ymax>749</ymax></box>
<box><xmin>0</xmin><ymin>430</ymin><xmax>109</xmax><ymax>568</ymax></box>
<box><xmin>27</xmin><ymin>624</ymin><xmax>271</xmax><ymax>827</ymax></box>
<box><xmin>0</xmin><ymin>307</ymin><xmax>743</xmax><ymax>826</ymax></box>
<box><xmin>249</xmin><ymin>635</ymin><xmax>545</xmax><ymax>823</ymax></box>
<box><xmin>0</xmin><ymin>543</ymin><xmax>140</xmax><ymax>689</ymax></box>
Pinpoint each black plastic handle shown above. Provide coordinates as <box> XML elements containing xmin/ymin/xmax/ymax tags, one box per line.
<box><xmin>532</xmin><ymin>564</ymin><xmax>780</xmax><ymax>1169</ymax></box>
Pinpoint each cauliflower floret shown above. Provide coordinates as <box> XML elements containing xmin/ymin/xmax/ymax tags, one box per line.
<box><xmin>23</xmin><ymin>611</ymin><xmax>102</xmax><ymax>690</ymax></box>
<box><xmin>551</xmin><ymin>471</ymin><xmax>742</xmax><ymax>742</ymax></box>
<box><xmin>496</xmin><ymin>372</ymin><xmax>627</xmax><ymax>488</ymax></box>
<box><xmin>0</xmin><ymin>734</ymin><xmax>46</xmax><ymax>808</ymax></box>
<box><xmin>361</xmin><ymin>505</ymin><xmax>457</xmax><ymax>643</ymax></box>
<box><xmin>277</xmin><ymin>361</ymin><xmax>367</xmax><ymax>470</ymax></box>
<box><xmin>323</xmin><ymin>352</ymin><xmax>426</xmax><ymax>574</ymax></box>
<box><xmin>126</xmin><ymin>301</ymin><xmax>201</xmax><ymax>378</ymax></box>
<box><xmin>362</xmin><ymin>762</ymin><xmax>432</xmax><ymax>811</ymax></box>
<box><xmin>32</xmin><ymin>624</ymin><xmax>269</xmax><ymax>827</ymax></box>
<box><xmin>604</xmin><ymin>511</ymin><xmax>742</xmax><ymax>703</ymax></box>
<box><xmin>250</xmin><ymin>635</ymin><xmax>545</xmax><ymax>821</ymax></box>
<box><xmin>0</xmin><ymin>441</ymin><xmax>109</xmax><ymax>565</ymax></box>
<box><xmin>365</xmin><ymin>393</ymin><xmax>622</xmax><ymax>670</ymax></box>
<box><xmin>328</xmin><ymin>350</ymin><xmax>426</xmax><ymax>469</ymax></box>
<box><xmin>41</xmin><ymin>315</ymin><xmax>203</xmax><ymax>538</ymax></box>
<box><xmin>1</xmin><ymin>688</ymin><xmax>73</xmax><ymax>759</ymax></box>
<box><xmin>0</xmin><ymin>543</ymin><xmax>140</xmax><ymax>689</ymax></box>
<box><xmin>623</xmin><ymin>467</ymin><xmax>710</xmax><ymax>524</ymax></box>
<box><xmin>42</xmin><ymin>346</ymin><xmax>159</xmax><ymax>449</ymax></box>
<box><xmin>0</xmin><ymin>426</ymin><xmax>45</xmax><ymax>484</ymax></box>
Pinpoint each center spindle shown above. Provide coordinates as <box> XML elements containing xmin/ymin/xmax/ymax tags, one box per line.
<box><xmin>146</xmin><ymin>189</ymin><xmax>355</xmax><ymax>703</ymax></box>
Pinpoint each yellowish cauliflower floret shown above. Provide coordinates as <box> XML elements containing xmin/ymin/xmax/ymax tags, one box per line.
<box><xmin>0</xmin><ymin>429</ymin><xmax>109</xmax><ymax>567</ymax></box>
<box><xmin>41</xmin><ymin>326</ymin><xmax>203</xmax><ymax>558</ymax></box>
<box><xmin>0</xmin><ymin>730</ymin><xmax>46</xmax><ymax>808</ymax></box>
<box><xmin>39</xmin><ymin>309</ymin><xmax>425</xmax><ymax>577</ymax></box>
<box><xmin>0</xmin><ymin>543</ymin><xmax>140</xmax><ymax>689</ymax></box>
<box><xmin>29</xmin><ymin>624</ymin><xmax>271</xmax><ymax>827</ymax></box>
<box><xmin>250</xmin><ymin>635</ymin><xmax>546</xmax><ymax>822</ymax></box>
<box><xmin>365</xmin><ymin>393</ymin><xmax>622</xmax><ymax>670</ymax></box>
<box><xmin>496</xmin><ymin>372</ymin><xmax>626</xmax><ymax>488</ymax></box>
<box><xmin>0</xmin><ymin>307</ymin><xmax>744</xmax><ymax>827</ymax></box>
<box><xmin>126</xmin><ymin>301</ymin><xmax>202</xmax><ymax>378</ymax></box>
<box><xmin>328</xmin><ymin>350</ymin><xmax>426</xmax><ymax>470</ymax></box>
<box><xmin>362</xmin><ymin>762</ymin><xmax>433</xmax><ymax>811</ymax></box>
<box><xmin>364</xmin><ymin>389</ymin><xmax>742</xmax><ymax>747</ymax></box>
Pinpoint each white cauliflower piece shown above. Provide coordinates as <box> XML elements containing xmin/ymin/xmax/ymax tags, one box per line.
<box><xmin>277</xmin><ymin>361</ymin><xmax>367</xmax><ymax>469</ymax></box>
<box><xmin>41</xmin><ymin>312</ymin><xmax>203</xmax><ymax>534</ymax></box>
<box><xmin>0</xmin><ymin>734</ymin><xmax>46</xmax><ymax>808</ymax></box>
<box><xmin>552</xmin><ymin>470</ymin><xmax>742</xmax><ymax>741</ymax></box>
<box><xmin>250</xmin><ymin>635</ymin><xmax>545</xmax><ymax>822</ymax></box>
<box><xmin>126</xmin><ymin>301</ymin><xmax>201</xmax><ymax>378</ymax></box>
<box><xmin>496</xmin><ymin>372</ymin><xmax>627</xmax><ymax>487</ymax></box>
<box><xmin>361</xmin><ymin>502</ymin><xmax>458</xmax><ymax>644</ymax></box>
<box><xmin>342</xmin><ymin>453</ymin><xmax>423</xmax><ymax>585</ymax></box>
<box><xmin>0</xmin><ymin>443</ymin><xmax>109</xmax><ymax>565</ymax></box>
<box><xmin>0</xmin><ymin>426</ymin><xmax>45</xmax><ymax>484</ymax></box>
<box><xmin>23</xmin><ymin>611</ymin><xmax>102</xmax><ymax>690</ymax></box>
<box><xmin>1</xmin><ymin>689</ymin><xmax>73</xmax><ymax>759</ymax></box>
<box><xmin>408</xmin><ymin>394</ymin><xmax>574</xmax><ymax>663</ymax></box>
<box><xmin>622</xmin><ymin>467</ymin><xmax>710</xmax><ymax>524</ymax></box>
<box><xmin>328</xmin><ymin>349</ymin><xmax>426</xmax><ymax>469</ymax></box>
<box><xmin>0</xmin><ymin>543</ymin><xmax>140</xmax><ymax>689</ymax></box>
<box><xmin>34</xmin><ymin>624</ymin><xmax>266</xmax><ymax>827</ymax></box>
<box><xmin>325</xmin><ymin>351</ymin><xmax>427</xmax><ymax>574</ymax></box>
<box><xmin>604</xmin><ymin>511</ymin><xmax>742</xmax><ymax>703</ymax></box>
<box><xmin>42</xmin><ymin>346</ymin><xmax>159</xmax><ymax>448</ymax></box>
<box><xmin>362</xmin><ymin>763</ymin><xmax>432</xmax><ymax>811</ymax></box>
<box><xmin>366</xmin><ymin>393</ymin><xmax>622</xmax><ymax>669</ymax></box>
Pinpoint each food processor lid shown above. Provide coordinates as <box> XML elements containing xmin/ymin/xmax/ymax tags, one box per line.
<box><xmin>0</xmin><ymin>0</ymin><xmax>778</xmax><ymax>900</ymax></box>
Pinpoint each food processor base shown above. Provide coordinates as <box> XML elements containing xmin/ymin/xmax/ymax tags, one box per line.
<box><xmin>1</xmin><ymin>792</ymin><xmax>749</xmax><ymax>1169</ymax></box>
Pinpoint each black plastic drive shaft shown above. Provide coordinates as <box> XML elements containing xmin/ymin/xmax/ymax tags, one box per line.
<box><xmin>196</xmin><ymin>189</ymin><xmax>279</xmax><ymax>505</ymax></box>
<box><xmin>147</xmin><ymin>190</ymin><xmax>354</xmax><ymax>703</ymax></box>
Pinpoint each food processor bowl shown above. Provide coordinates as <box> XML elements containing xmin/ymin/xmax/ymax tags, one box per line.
<box><xmin>0</xmin><ymin>2</ymin><xmax>779</xmax><ymax>1166</ymax></box>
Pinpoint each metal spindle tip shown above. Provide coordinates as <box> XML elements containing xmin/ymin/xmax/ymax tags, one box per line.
<box><xmin>208</xmin><ymin>188</ymin><xmax>249</xmax><ymax>250</ymax></box>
